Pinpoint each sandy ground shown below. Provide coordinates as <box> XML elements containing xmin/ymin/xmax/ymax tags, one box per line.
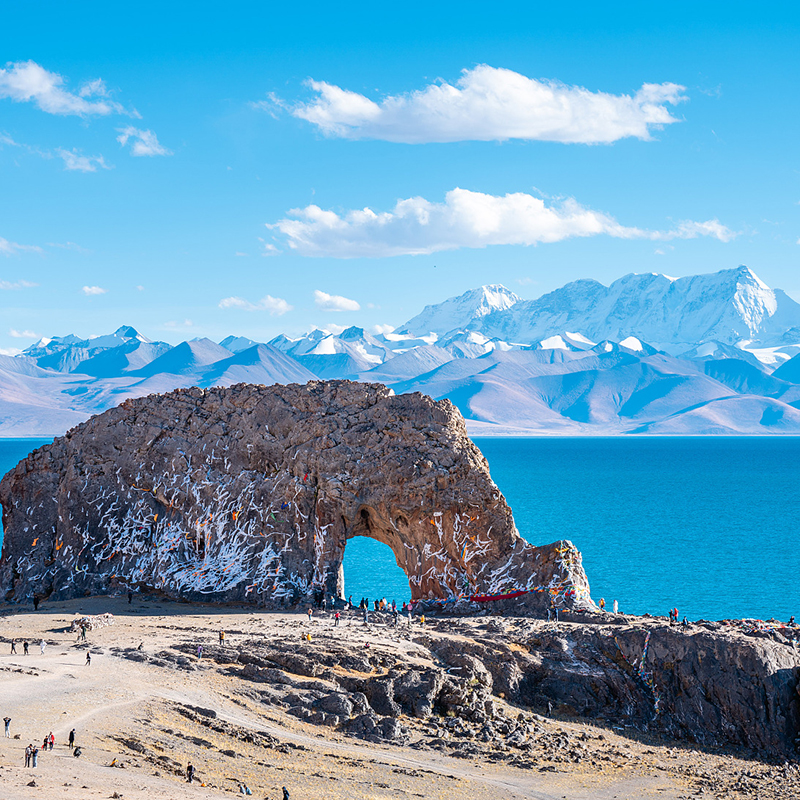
<box><xmin>0</xmin><ymin>596</ymin><xmax>768</xmax><ymax>800</ymax></box>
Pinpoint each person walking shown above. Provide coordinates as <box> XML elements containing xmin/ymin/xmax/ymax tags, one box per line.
<box><xmin>127</xmin><ymin>590</ymin><xmax>133</xmax><ymax>604</ymax></box>
<box><xmin>599</xmin><ymin>598</ymin><xmax>606</xmax><ymax>612</ymax></box>
<box><xmin>3</xmin><ymin>717</ymin><xmax>10</xmax><ymax>737</ymax></box>
<box><xmin>31</xmin><ymin>745</ymin><xmax>38</xmax><ymax>768</ymax></box>
<box><xmin>24</xmin><ymin>744</ymin><xmax>31</xmax><ymax>767</ymax></box>
<box><xmin>10</xmin><ymin>640</ymin><xmax>16</xmax><ymax>654</ymax></box>
<box><xmin>23</xmin><ymin>641</ymin><xmax>28</xmax><ymax>655</ymax></box>
<box><xmin>48</xmin><ymin>732</ymin><xmax>54</xmax><ymax>750</ymax></box>
<box><xmin>85</xmin><ymin>652</ymin><xmax>91</xmax><ymax>666</ymax></box>
<box><xmin>39</xmin><ymin>640</ymin><xmax>46</xmax><ymax>655</ymax></box>
<box><xmin>186</xmin><ymin>763</ymin><xmax>196</xmax><ymax>783</ymax></box>
<box><xmin>613</xmin><ymin>599</ymin><xmax>619</xmax><ymax>614</ymax></box>
<box><xmin>334</xmin><ymin>611</ymin><xmax>340</xmax><ymax>627</ymax></box>
<box><xmin>306</xmin><ymin>607</ymin><xmax>313</xmax><ymax>622</ymax></box>
<box><xmin>282</xmin><ymin>788</ymin><xmax>291</xmax><ymax>800</ymax></box>
<box><xmin>392</xmin><ymin>608</ymin><xmax>399</xmax><ymax>628</ymax></box>
<box><xmin>68</xmin><ymin>729</ymin><xmax>76</xmax><ymax>749</ymax></box>
<box><xmin>33</xmin><ymin>595</ymin><xmax>40</xmax><ymax>611</ymax></box>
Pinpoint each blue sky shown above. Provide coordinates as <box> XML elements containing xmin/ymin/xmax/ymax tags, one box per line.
<box><xmin>1</xmin><ymin>1</ymin><xmax>798</xmax><ymax>351</ymax></box>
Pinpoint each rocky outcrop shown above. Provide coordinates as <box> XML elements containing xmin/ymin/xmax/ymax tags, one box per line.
<box><xmin>0</xmin><ymin>381</ymin><xmax>592</xmax><ymax>609</ymax></box>
<box><xmin>152</xmin><ymin>613</ymin><xmax>800</xmax><ymax>759</ymax></box>
<box><xmin>123</xmin><ymin>612</ymin><xmax>800</xmax><ymax>760</ymax></box>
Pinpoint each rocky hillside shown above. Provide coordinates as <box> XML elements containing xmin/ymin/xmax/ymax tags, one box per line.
<box><xmin>0</xmin><ymin>381</ymin><xmax>592</xmax><ymax>609</ymax></box>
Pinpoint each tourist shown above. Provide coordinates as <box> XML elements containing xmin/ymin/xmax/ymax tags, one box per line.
<box><xmin>347</xmin><ymin>595</ymin><xmax>353</xmax><ymax>610</ymax></box>
<box><xmin>420</xmin><ymin>614</ymin><xmax>426</xmax><ymax>628</ymax></box>
<box><xmin>73</xmin><ymin>746</ymin><xmax>82</xmax><ymax>758</ymax></box>
<box><xmin>3</xmin><ymin>717</ymin><xmax>10</xmax><ymax>737</ymax></box>
<box><xmin>613</xmin><ymin>599</ymin><xmax>619</xmax><ymax>614</ymax></box>
<box><xmin>322</xmin><ymin>595</ymin><xmax>327</xmax><ymax>613</ymax></box>
<box><xmin>682</xmin><ymin>616</ymin><xmax>690</xmax><ymax>629</ymax></box>
<box><xmin>31</xmin><ymin>745</ymin><xmax>38</xmax><ymax>767</ymax></box>
<box><xmin>24</xmin><ymin>744</ymin><xmax>31</xmax><ymax>767</ymax></box>
<box><xmin>33</xmin><ymin>595</ymin><xmax>39</xmax><ymax>611</ymax></box>
<box><xmin>282</xmin><ymin>787</ymin><xmax>291</xmax><ymax>800</ymax></box>
<box><xmin>363</xmin><ymin>607</ymin><xmax>369</xmax><ymax>626</ymax></box>
<box><xmin>43</xmin><ymin>735</ymin><xmax>49</xmax><ymax>751</ymax></box>
<box><xmin>599</xmin><ymin>598</ymin><xmax>606</xmax><ymax>612</ymax></box>
<box><xmin>23</xmin><ymin>641</ymin><xmax>28</xmax><ymax>655</ymax></box>
<box><xmin>392</xmin><ymin>607</ymin><xmax>399</xmax><ymax>627</ymax></box>
<box><xmin>186</xmin><ymin>763</ymin><xmax>196</xmax><ymax>783</ymax></box>
<box><xmin>307</xmin><ymin>607</ymin><xmax>313</xmax><ymax>622</ymax></box>
<box><xmin>334</xmin><ymin>611</ymin><xmax>340</xmax><ymax>626</ymax></box>
<box><xmin>86</xmin><ymin>652</ymin><xmax>92</xmax><ymax>666</ymax></box>
<box><xmin>69</xmin><ymin>729</ymin><xmax>76</xmax><ymax>749</ymax></box>
<box><xmin>197</xmin><ymin>645</ymin><xmax>203</xmax><ymax>659</ymax></box>
<box><xmin>48</xmin><ymin>732</ymin><xmax>54</xmax><ymax>750</ymax></box>
<box><xmin>9</xmin><ymin>640</ymin><xmax>16</xmax><ymax>654</ymax></box>
<box><xmin>219</xmin><ymin>630</ymin><xmax>226</xmax><ymax>644</ymax></box>
<box><xmin>40</xmin><ymin>640</ymin><xmax>46</xmax><ymax>655</ymax></box>
<box><xmin>127</xmin><ymin>590</ymin><xmax>133</xmax><ymax>604</ymax></box>
<box><xmin>789</xmin><ymin>616</ymin><xmax>796</xmax><ymax>627</ymax></box>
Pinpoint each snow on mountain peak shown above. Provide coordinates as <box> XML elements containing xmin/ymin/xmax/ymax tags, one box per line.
<box><xmin>397</xmin><ymin>283</ymin><xmax>521</xmax><ymax>337</ymax></box>
<box><xmin>474</xmin><ymin>266</ymin><xmax>800</xmax><ymax>349</ymax></box>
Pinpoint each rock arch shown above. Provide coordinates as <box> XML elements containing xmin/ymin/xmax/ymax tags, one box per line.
<box><xmin>0</xmin><ymin>381</ymin><xmax>593</xmax><ymax>611</ymax></box>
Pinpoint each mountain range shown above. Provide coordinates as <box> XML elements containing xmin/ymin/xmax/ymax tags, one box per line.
<box><xmin>5</xmin><ymin>265</ymin><xmax>800</xmax><ymax>436</ymax></box>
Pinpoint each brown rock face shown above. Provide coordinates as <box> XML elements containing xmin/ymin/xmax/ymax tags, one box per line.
<box><xmin>0</xmin><ymin>381</ymin><xmax>593</xmax><ymax>608</ymax></box>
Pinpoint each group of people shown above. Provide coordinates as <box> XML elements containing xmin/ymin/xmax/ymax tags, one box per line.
<box><xmin>304</xmin><ymin>595</ymin><xmax>419</xmax><ymax>630</ymax></box>
<box><xmin>21</xmin><ymin>729</ymin><xmax>78</xmax><ymax>767</ymax></box>
<box><xmin>7</xmin><ymin>639</ymin><xmax>47</xmax><ymax>655</ymax></box>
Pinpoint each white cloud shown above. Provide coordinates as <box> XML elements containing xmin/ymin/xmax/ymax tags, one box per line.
<box><xmin>270</xmin><ymin>188</ymin><xmax>736</xmax><ymax>258</ymax></box>
<box><xmin>82</xmin><ymin>285</ymin><xmax>107</xmax><ymax>295</ymax></box>
<box><xmin>372</xmin><ymin>323</ymin><xmax>395</xmax><ymax>335</ymax></box>
<box><xmin>57</xmin><ymin>148</ymin><xmax>110</xmax><ymax>172</ymax></box>
<box><xmin>0</xmin><ymin>347</ymin><xmax>21</xmax><ymax>356</ymax></box>
<box><xmin>0</xmin><ymin>60</ymin><xmax>130</xmax><ymax>116</ymax></box>
<box><xmin>9</xmin><ymin>328</ymin><xmax>38</xmax><ymax>338</ymax></box>
<box><xmin>219</xmin><ymin>294</ymin><xmax>293</xmax><ymax>315</ymax></box>
<box><xmin>164</xmin><ymin>319</ymin><xmax>194</xmax><ymax>328</ymax></box>
<box><xmin>0</xmin><ymin>237</ymin><xmax>42</xmax><ymax>257</ymax></box>
<box><xmin>313</xmin><ymin>290</ymin><xmax>361</xmax><ymax>312</ymax></box>
<box><xmin>287</xmin><ymin>65</ymin><xmax>687</xmax><ymax>144</ymax></box>
<box><xmin>116</xmin><ymin>126</ymin><xmax>171</xmax><ymax>157</ymax></box>
<box><xmin>0</xmin><ymin>278</ymin><xmax>37</xmax><ymax>289</ymax></box>
<box><xmin>78</xmin><ymin>78</ymin><xmax>109</xmax><ymax>98</ymax></box>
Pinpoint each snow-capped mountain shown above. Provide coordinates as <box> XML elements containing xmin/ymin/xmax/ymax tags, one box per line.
<box><xmin>5</xmin><ymin>266</ymin><xmax>800</xmax><ymax>437</ymax></box>
<box><xmin>396</xmin><ymin>284</ymin><xmax>521</xmax><ymax>338</ymax></box>
<box><xmin>472</xmin><ymin>267</ymin><xmax>800</xmax><ymax>350</ymax></box>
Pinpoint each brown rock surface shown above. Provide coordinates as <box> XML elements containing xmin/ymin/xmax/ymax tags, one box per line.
<box><xmin>0</xmin><ymin>380</ymin><xmax>592</xmax><ymax>610</ymax></box>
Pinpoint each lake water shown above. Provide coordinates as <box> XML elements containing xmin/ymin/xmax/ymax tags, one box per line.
<box><xmin>1</xmin><ymin>437</ymin><xmax>797</xmax><ymax>621</ymax></box>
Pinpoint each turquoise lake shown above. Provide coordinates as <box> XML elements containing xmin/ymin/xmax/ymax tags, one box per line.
<box><xmin>1</xmin><ymin>437</ymin><xmax>797</xmax><ymax>621</ymax></box>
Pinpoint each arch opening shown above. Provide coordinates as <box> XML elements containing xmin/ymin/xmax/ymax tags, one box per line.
<box><xmin>340</xmin><ymin>536</ymin><xmax>412</xmax><ymax>606</ymax></box>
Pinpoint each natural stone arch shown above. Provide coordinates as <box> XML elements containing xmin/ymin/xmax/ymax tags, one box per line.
<box><xmin>0</xmin><ymin>381</ymin><xmax>593</xmax><ymax>611</ymax></box>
